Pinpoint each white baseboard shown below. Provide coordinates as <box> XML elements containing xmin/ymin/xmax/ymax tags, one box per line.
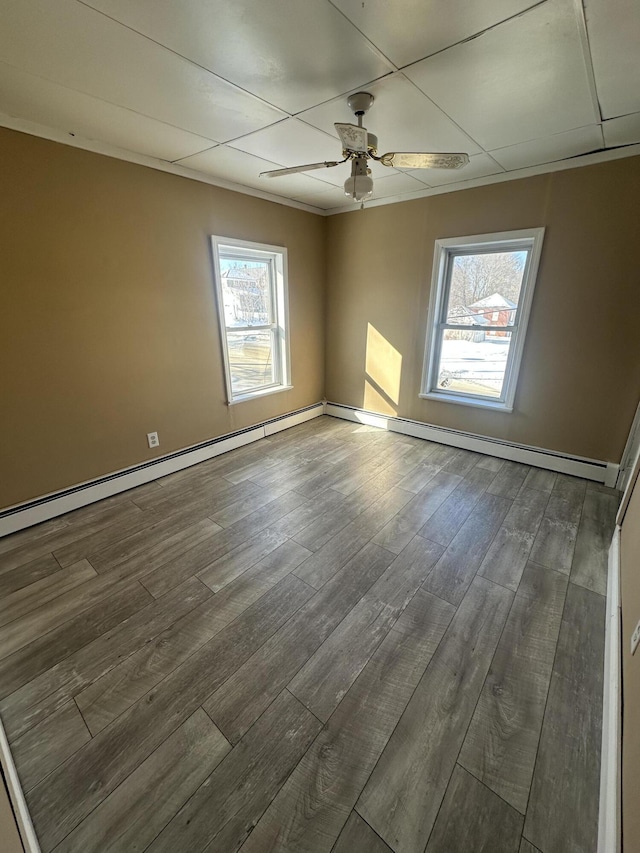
<box><xmin>263</xmin><ymin>404</ymin><xmax>323</xmax><ymax>436</ymax></box>
<box><xmin>0</xmin><ymin>404</ymin><xmax>323</xmax><ymax>538</ymax></box>
<box><xmin>599</xmin><ymin>528</ymin><xmax>622</xmax><ymax>853</ymax></box>
<box><xmin>325</xmin><ymin>403</ymin><xmax>619</xmax><ymax>486</ymax></box>
<box><xmin>0</xmin><ymin>716</ymin><xmax>40</xmax><ymax>852</ymax></box>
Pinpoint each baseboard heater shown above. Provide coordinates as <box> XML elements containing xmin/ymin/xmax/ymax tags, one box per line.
<box><xmin>598</xmin><ymin>529</ymin><xmax>622</xmax><ymax>853</ymax></box>
<box><xmin>0</xmin><ymin>403</ymin><xmax>324</xmax><ymax>538</ymax></box>
<box><xmin>325</xmin><ymin>402</ymin><xmax>619</xmax><ymax>488</ymax></box>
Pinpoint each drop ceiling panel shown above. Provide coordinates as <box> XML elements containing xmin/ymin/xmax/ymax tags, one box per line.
<box><xmin>288</xmin><ymin>185</ymin><xmax>356</xmax><ymax>210</ymax></box>
<box><xmin>490</xmin><ymin>125</ymin><xmax>603</xmax><ymax>170</ymax></box>
<box><xmin>371</xmin><ymin>171</ymin><xmax>428</xmax><ymax>197</ymax></box>
<box><xmin>176</xmin><ymin>145</ymin><xmax>332</xmax><ymax>198</ymax></box>
<box><xmin>0</xmin><ymin>0</ymin><xmax>286</xmax><ymax>142</ymax></box>
<box><xmin>584</xmin><ymin>0</ymin><xmax>640</xmax><ymax>119</ymax></box>
<box><xmin>80</xmin><ymin>0</ymin><xmax>394</xmax><ymax>115</ymax></box>
<box><xmin>405</xmin><ymin>0</ymin><xmax>598</xmax><ymax>150</ymax></box>
<box><xmin>603</xmin><ymin>113</ymin><xmax>640</xmax><ymax>148</ymax></box>
<box><xmin>299</xmin><ymin>74</ymin><xmax>482</xmax><ymax>157</ymax></box>
<box><xmin>331</xmin><ymin>0</ymin><xmax>541</xmax><ymax>67</ymax></box>
<box><xmin>229</xmin><ymin>120</ymin><xmax>343</xmax><ymax>171</ymax></box>
<box><xmin>407</xmin><ymin>153</ymin><xmax>505</xmax><ymax>187</ymax></box>
<box><xmin>0</xmin><ymin>62</ymin><xmax>216</xmax><ymax>162</ymax></box>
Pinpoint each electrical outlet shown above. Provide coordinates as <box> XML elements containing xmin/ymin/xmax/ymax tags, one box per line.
<box><xmin>147</xmin><ymin>432</ymin><xmax>159</xmax><ymax>449</ymax></box>
<box><xmin>631</xmin><ymin>619</ymin><xmax>640</xmax><ymax>656</ymax></box>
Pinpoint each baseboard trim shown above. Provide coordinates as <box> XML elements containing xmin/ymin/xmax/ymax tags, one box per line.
<box><xmin>599</xmin><ymin>527</ymin><xmax>622</xmax><ymax>853</ymax></box>
<box><xmin>0</xmin><ymin>403</ymin><xmax>323</xmax><ymax>538</ymax></box>
<box><xmin>325</xmin><ymin>403</ymin><xmax>619</xmax><ymax>485</ymax></box>
<box><xmin>0</xmin><ymin>716</ymin><xmax>40</xmax><ymax>852</ymax></box>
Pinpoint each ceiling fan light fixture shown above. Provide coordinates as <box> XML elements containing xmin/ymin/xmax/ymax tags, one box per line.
<box><xmin>344</xmin><ymin>173</ymin><xmax>373</xmax><ymax>201</ymax></box>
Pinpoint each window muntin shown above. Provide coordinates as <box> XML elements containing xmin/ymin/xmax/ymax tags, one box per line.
<box><xmin>211</xmin><ymin>237</ymin><xmax>290</xmax><ymax>403</ymax></box>
<box><xmin>421</xmin><ymin>229</ymin><xmax>544</xmax><ymax>412</ymax></box>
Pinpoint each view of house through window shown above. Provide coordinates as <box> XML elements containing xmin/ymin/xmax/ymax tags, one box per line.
<box><xmin>211</xmin><ymin>237</ymin><xmax>290</xmax><ymax>403</ymax></box>
<box><xmin>440</xmin><ymin>250</ymin><xmax>526</xmax><ymax>398</ymax></box>
<box><xmin>422</xmin><ymin>229</ymin><xmax>544</xmax><ymax>411</ymax></box>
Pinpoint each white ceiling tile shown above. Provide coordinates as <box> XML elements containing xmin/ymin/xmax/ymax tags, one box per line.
<box><xmin>229</xmin><ymin>120</ymin><xmax>342</xmax><ymax>169</ymax></box>
<box><xmin>603</xmin><ymin>113</ymin><xmax>640</xmax><ymax>148</ymax></box>
<box><xmin>490</xmin><ymin>125</ymin><xmax>603</xmax><ymax>170</ymax></box>
<box><xmin>287</xmin><ymin>186</ymin><xmax>355</xmax><ymax>210</ymax></box>
<box><xmin>0</xmin><ymin>0</ymin><xmax>286</xmax><ymax>142</ymax></box>
<box><xmin>298</xmin><ymin>74</ymin><xmax>482</xmax><ymax>157</ymax></box>
<box><xmin>80</xmin><ymin>0</ymin><xmax>395</xmax><ymax>115</ymax></box>
<box><xmin>370</xmin><ymin>171</ymin><xmax>427</xmax><ymax>197</ymax></box>
<box><xmin>405</xmin><ymin>0</ymin><xmax>598</xmax><ymax>150</ymax></box>
<box><xmin>331</xmin><ymin>0</ymin><xmax>541</xmax><ymax>67</ymax></box>
<box><xmin>584</xmin><ymin>0</ymin><xmax>640</xmax><ymax>119</ymax></box>
<box><xmin>0</xmin><ymin>62</ymin><xmax>216</xmax><ymax>162</ymax></box>
<box><xmin>177</xmin><ymin>145</ymin><xmax>331</xmax><ymax>198</ymax></box>
<box><xmin>406</xmin><ymin>153</ymin><xmax>505</xmax><ymax>187</ymax></box>
<box><xmin>328</xmin><ymin>196</ymin><xmax>365</xmax><ymax>209</ymax></box>
<box><xmin>280</xmin><ymin>163</ymin><xmax>353</xmax><ymax>189</ymax></box>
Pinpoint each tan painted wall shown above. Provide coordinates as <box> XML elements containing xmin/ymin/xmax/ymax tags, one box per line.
<box><xmin>3</xmin><ymin>126</ymin><xmax>640</xmax><ymax>512</ymax></box>
<box><xmin>325</xmin><ymin>158</ymin><xmax>640</xmax><ymax>463</ymax></box>
<box><xmin>0</xmin><ymin>774</ymin><xmax>23</xmax><ymax>853</ymax></box>
<box><xmin>621</xmin><ymin>473</ymin><xmax>640</xmax><ymax>851</ymax></box>
<box><xmin>0</xmin><ymin>128</ymin><xmax>325</xmax><ymax>509</ymax></box>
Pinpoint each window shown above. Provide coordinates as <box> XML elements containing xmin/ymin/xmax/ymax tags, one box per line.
<box><xmin>421</xmin><ymin>228</ymin><xmax>545</xmax><ymax>412</ymax></box>
<box><xmin>211</xmin><ymin>236</ymin><xmax>291</xmax><ymax>404</ymax></box>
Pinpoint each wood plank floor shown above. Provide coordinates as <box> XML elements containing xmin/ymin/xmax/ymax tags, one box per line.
<box><xmin>0</xmin><ymin>416</ymin><xmax>617</xmax><ymax>853</ymax></box>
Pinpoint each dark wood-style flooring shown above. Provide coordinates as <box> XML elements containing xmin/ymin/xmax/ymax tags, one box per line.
<box><xmin>0</xmin><ymin>416</ymin><xmax>618</xmax><ymax>852</ymax></box>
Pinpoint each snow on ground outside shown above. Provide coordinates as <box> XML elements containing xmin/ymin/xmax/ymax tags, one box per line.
<box><xmin>439</xmin><ymin>337</ymin><xmax>511</xmax><ymax>395</ymax></box>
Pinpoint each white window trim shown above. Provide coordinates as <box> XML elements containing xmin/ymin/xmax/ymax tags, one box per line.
<box><xmin>420</xmin><ymin>227</ymin><xmax>545</xmax><ymax>413</ymax></box>
<box><xmin>211</xmin><ymin>236</ymin><xmax>291</xmax><ymax>405</ymax></box>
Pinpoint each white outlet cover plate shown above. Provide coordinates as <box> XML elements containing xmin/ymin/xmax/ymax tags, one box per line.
<box><xmin>147</xmin><ymin>432</ymin><xmax>159</xmax><ymax>448</ymax></box>
<box><xmin>631</xmin><ymin>619</ymin><xmax>640</xmax><ymax>656</ymax></box>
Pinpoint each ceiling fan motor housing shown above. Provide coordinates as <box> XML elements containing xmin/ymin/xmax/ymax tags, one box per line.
<box><xmin>352</xmin><ymin>156</ymin><xmax>370</xmax><ymax>176</ymax></box>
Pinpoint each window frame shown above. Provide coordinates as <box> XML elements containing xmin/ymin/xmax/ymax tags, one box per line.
<box><xmin>420</xmin><ymin>228</ymin><xmax>545</xmax><ymax>412</ymax></box>
<box><xmin>211</xmin><ymin>236</ymin><xmax>291</xmax><ymax>405</ymax></box>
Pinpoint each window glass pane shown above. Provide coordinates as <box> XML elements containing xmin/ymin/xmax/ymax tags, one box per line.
<box><xmin>437</xmin><ymin>329</ymin><xmax>513</xmax><ymax>399</ymax></box>
<box><xmin>226</xmin><ymin>330</ymin><xmax>275</xmax><ymax>394</ymax></box>
<box><xmin>445</xmin><ymin>251</ymin><xmax>527</xmax><ymax>327</ymax></box>
<box><xmin>219</xmin><ymin>257</ymin><xmax>272</xmax><ymax>328</ymax></box>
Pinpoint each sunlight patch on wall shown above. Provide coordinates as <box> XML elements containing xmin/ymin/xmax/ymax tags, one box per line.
<box><xmin>364</xmin><ymin>323</ymin><xmax>402</xmax><ymax>415</ymax></box>
<box><xmin>364</xmin><ymin>379</ymin><xmax>397</xmax><ymax>417</ymax></box>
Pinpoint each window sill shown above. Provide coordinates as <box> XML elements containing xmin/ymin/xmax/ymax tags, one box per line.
<box><xmin>419</xmin><ymin>391</ymin><xmax>513</xmax><ymax>413</ymax></box>
<box><xmin>228</xmin><ymin>385</ymin><xmax>293</xmax><ymax>406</ymax></box>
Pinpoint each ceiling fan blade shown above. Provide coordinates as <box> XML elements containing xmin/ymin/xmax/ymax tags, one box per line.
<box><xmin>259</xmin><ymin>161</ymin><xmax>342</xmax><ymax>178</ymax></box>
<box><xmin>334</xmin><ymin>122</ymin><xmax>369</xmax><ymax>153</ymax></box>
<box><xmin>385</xmin><ymin>152</ymin><xmax>470</xmax><ymax>169</ymax></box>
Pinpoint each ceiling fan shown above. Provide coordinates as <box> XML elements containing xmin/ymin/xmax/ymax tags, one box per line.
<box><xmin>259</xmin><ymin>92</ymin><xmax>469</xmax><ymax>204</ymax></box>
